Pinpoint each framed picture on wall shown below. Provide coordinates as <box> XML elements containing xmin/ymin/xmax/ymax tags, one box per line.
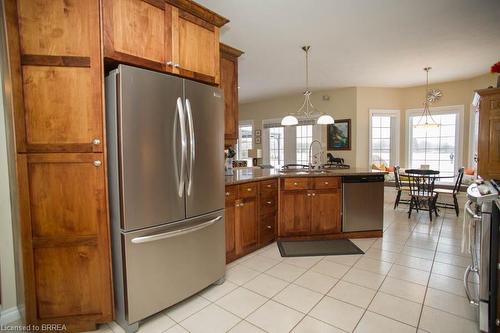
<box><xmin>327</xmin><ymin>119</ymin><xmax>351</xmax><ymax>150</ymax></box>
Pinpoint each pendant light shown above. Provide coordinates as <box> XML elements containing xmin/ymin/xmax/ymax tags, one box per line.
<box><xmin>414</xmin><ymin>67</ymin><xmax>441</xmax><ymax>128</ymax></box>
<box><xmin>281</xmin><ymin>46</ymin><xmax>335</xmax><ymax>126</ymax></box>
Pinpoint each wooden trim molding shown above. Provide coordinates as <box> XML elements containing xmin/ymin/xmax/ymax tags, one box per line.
<box><xmin>21</xmin><ymin>55</ymin><xmax>91</xmax><ymax>67</ymax></box>
<box><xmin>179</xmin><ymin>10</ymin><xmax>214</xmax><ymax>31</ymax></box>
<box><xmin>165</xmin><ymin>0</ymin><xmax>229</xmax><ymax>27</ymax></box>
<box><xmin>220</xmin><ymin>43</ymin><xmax>244</xmax><ymax>58</ymax></box>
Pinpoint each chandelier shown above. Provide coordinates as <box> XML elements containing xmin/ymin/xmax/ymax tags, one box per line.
<box><xmin>414</xmin><ymin>67</ymin><xmax>442</xmax><ymax>128</ymax></box>
<box><xmin>281</xmin><ymin>46</ymin><xmax>335</xmax><ymax>126</ymax></box>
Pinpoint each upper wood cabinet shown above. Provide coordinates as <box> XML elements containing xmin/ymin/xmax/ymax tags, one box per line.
<box><xmin>13</xmin><ymin>0</ymin><xmax>104</xmax><ymax>153</ymax></box>
<box><xmin>220</xmin><ymin>43</ymin><xmax>243</xmax><ymax>142</ymax></box>
<box><xmin>103</xmin><ymin>0</ymin><xmax>228</xmax><ymax>85</ymax></box>
<box><xmin>477</xmin><ymin>88</ymin><xmax>500</xmax><ymax>180</ymax></box>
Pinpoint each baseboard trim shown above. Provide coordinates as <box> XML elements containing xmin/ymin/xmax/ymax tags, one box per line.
<box><xmin>0</xmin><ymin>306</ymin><xmax>20</xmax><ymax>325</ymax></box>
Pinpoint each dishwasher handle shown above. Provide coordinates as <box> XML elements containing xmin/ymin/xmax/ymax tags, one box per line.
<box><xmin>342</xmin><ymin>175</ymin><xmax>385</xmax><ymax>183</ymax></box>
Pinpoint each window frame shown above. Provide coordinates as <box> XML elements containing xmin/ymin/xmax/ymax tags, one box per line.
<box><xmin>368</xmin><ymin>109</ymin><xmax>400</xmax><ymax>168</ymax></box>
<box><xmin>405</xmin><ymin>105</ymin><xmax>464</xmax><ymax>177</ymax></box>
<box><xmin>236</xmin><ymin>120</ymin><xmax>253</xmax><ymax>165</ymax></box>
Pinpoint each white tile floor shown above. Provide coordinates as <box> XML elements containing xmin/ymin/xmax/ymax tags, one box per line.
<box><xmin>91</xmin><ymin>188</ymin><xmax>479</xmax><ymax>333</ymax></box>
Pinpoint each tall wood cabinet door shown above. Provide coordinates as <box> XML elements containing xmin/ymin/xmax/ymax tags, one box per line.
<box><xmin>280</xmin><ymin>191</ymin><xmax>311</xmax><ymax>236</ymax></box>
<box><xmin>18</xmin><ymin>153</ymin><xmax>112</xmax><ymax>324</ymax></box>
<box><xmin>171</xmin><ymin>7</ymin><xmax>220</xmax><ymax>84</ymax></box>
<box><xmin>15</xmin><ymin>0</ymin><xmax>104</xmax><ymax>153</ymax></box>
<box><xmin>236</xmin><ymin>198</ymin><xmax>258</xmax><ymax>255</ymax></box>
<box><xmin>311</xmin><ymin>189</ymin><xmax>341</xmax><ymax>234</ymax></box>
<box><xmin>478</xmin><ymin>92</ymin><xmax>500</xmax><ymax>179</ymax></box>
<box><xmin>102</xmin><ymin>0</ymin><xmax>170</xmax><ymax>72</ymax></box>
<box><xmin>221</xmin><ymin>55</ymin><xmax>237</xmax><ymax>140</ymax></box>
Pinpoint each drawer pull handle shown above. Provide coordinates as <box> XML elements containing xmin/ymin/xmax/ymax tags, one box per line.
<box><xmin>267</xmin><ymin>184</ymin><xmax>271</xmax><ymax>188</ymax></box>
<box><xmin>266</xmin><ymin>201</ymin><xmax>272</xmax><ymax>205</ymax></box>
<box><xmin>225</xmin><ymin>192</ymin><xmax>230</xmax><ymax>196</ymax></box>
<box><xmin>93</xmin><ymin>160</ymin><xmax>102</xmax><ymax>167</ymax></box>
<box><xmin>247</xmin><ymin>188</ymin><xmax>252</xmax><ymax>192</ymax></box>
<box><xmin>266</xmin><ymin>225</ymin><xmax>272</xmax><ymax>229</ymax></box>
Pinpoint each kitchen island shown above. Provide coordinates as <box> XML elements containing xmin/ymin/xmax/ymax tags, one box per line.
<box><xmin>224</xmin><ymin>168</ymin><xmax>386</xmax><ymax>262</ymax></box>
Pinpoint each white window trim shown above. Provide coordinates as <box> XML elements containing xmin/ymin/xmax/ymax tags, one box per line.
<box><xmin>237</xmin><ymin>120</ymin><xmax>254</xmax><ymax>163</ymax></box>
<box><xmin>468</xmin><ymin>102</ymin><xmax>479</xmax><ymax>167</ymax></box>
<box><xmin>368</xmin><ymin>109</ymin><xmax>400</xmax><ymax>167</ymax></box>
<box><xmin>405</xmin><ymin>104</ymin><xmax>464</xmax><ymax>172</ymax></box>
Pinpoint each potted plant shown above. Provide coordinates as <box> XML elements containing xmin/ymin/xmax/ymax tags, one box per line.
<box><xmin>491</xmin><ymin>61</ymin><xmax>500</xmax><ymax>88</ymax></box>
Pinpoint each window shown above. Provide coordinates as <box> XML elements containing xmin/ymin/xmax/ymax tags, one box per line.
<box><xmin>269</xmin><ymin>127</ymin><xmax>284</xmax><ymax>168</ymax></box>
<box><xmin>369</xmin><ymin>110</ymin><xmax>400</xmax><ymax>168</ymax></box>
<box><xmin>236</xmin><ymin>122</ymin><xmax>252</xmax><ymax>166</ymax></box>
<box><xmin>407</xmin><ymin>106</ymin><xmax>463</xmax><ymax>177</ymax></box>
<box><xmin>296</xmin><ymin>125</ymin><xmax>313</xmax><ymax>165</ymax></box>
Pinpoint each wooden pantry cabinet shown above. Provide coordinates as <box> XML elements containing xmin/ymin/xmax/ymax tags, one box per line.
<box><xmin>224</xmin><ymin>179</ymin><xmax>278</xmax><ymax>263</ymax></box>
<box><xmin>103</xmin><ymin>0</ymin><xmax>228</xmax><ymax>85</ymax></box>
<box><xmin>4</xmin><ymin>0</ymin><xmax>112</xmax><ymax>331</ymax></box>
<box><xmin>220</xmin><ymin>43</ymin><xmax>243</xmax><ymax>144</ymax></box>
<box><xmin>477</xmin><ymin>88</ymin><xmax>500</xmax><ymax>180</ymax></box>
<box><xmin>279</xmin><ymin>177</ymin><xmax>342</xmax><ymax>237</ymax></box>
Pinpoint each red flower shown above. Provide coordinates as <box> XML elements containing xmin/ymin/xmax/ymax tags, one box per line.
<box><xmin>491</xmin><ymin>61</ymin><xmax>500</xmax><ymax>73</ymax></box>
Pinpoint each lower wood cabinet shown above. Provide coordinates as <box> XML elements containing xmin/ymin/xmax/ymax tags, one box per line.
<box><xmin>225</xmin><ymin>179</ymin><xmax>278</xmax><ymax>263</ymax></box>
<box><xmin>279</xmin><ymin>177</ymin><xmax>342</xmax><ymax>237</ymax></box>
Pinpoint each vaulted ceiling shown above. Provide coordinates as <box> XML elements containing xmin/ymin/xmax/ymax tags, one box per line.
<box><xmin>197</xmin><ymin>0</ymin><xmax>500</xmax><ymax>102</ymax></box>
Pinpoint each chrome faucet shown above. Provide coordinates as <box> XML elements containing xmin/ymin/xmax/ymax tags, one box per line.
<box><xmin>308</xmin><ymin>140</ymin><xmax>324</xmax><ymax>169</ymax></box>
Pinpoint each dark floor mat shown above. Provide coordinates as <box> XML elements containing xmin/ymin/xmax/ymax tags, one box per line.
<box><xmin>277</xmin><ymin>239</ymin><xmax>364</xmax><ymax>257</ymax></box>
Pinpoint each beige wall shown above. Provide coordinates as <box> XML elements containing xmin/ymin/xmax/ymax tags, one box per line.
<box><xmin>241</xmin><ymin>73</ymin><xmax>498</xmax><ymax>169</ymax></box>
<box><xmin>0</xmin><ymin>67</ymin><xmax>17</xmax><ymax>312</ymax></box>
<box><xmin>240</xmin><ymin>87</ymin><xmax>358</xmax><ymax>165</ymax></box>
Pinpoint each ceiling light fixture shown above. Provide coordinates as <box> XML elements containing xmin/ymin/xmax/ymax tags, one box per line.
<box><xmin>281</xmin><ymin>46</ymin><xmax>335</xmax><ymax>126</ymax></box>
<box><xmin>414</xmin><ymin>67</ymin><xmax>442</xmax><ymax>128</ymax></box>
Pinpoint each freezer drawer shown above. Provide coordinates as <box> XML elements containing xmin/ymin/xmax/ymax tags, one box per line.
<box><xmin>120</xmin><ymin>211</ymin><xmax>225</xmax><ymax>324</ymax></box>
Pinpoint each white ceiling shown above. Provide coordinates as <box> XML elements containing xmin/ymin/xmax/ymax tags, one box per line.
<box><xmin>197</xmin><ymin>0</ymin><xmax>500</xmax><ymax>103</ymax></box>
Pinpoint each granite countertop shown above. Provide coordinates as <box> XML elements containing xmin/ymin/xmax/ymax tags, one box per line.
<box><xmin>225</xmin><ymin>168</ymin><xmax>387</xmax><ymax>185</ymax></box>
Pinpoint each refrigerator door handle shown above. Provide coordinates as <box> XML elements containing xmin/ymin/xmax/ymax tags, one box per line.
<box><xmin>185</xmin><ymin>98</ymin><xmax>195</xmax><ymax>196</ymax></box>
<box><xmin>131</xmin><ymin>215</ymin><xmax>222</xmax><ymax>244</ymax></box>
<box><xmin>176</xmin><ymin>97</ymin><xmax>187</xmax><ymax>198</ymax></box>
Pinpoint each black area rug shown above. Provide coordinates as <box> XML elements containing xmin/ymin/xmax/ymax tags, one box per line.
<box><xmin>277</xmin><ymin>239</ymin><xmax>364</xmax><ymax>257</ymax></box>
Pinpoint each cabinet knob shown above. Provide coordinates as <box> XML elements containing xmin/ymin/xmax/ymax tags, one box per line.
<box><xmin>225</xmin><ymin>192</ymin><xmax>230</xmax><ymax>196</ymax></box>
<box><xmin>174</xmin><ymin>63</ymin><xmax>181</xmax><ymax>68</ymax></box>
<box><xmin>266</xmin><ymin>184</ymin><xmax>271</xmax><ymax>188</ymax></box>
<box><xmin>92</xmin><ymin>138</ymin><xmax>101</xmax><ymax>145</ymax></box>
<box><xmin>312</xmin><ymin>193</ymin><xmax>316</xmax><ymax>196</ymax></box>
<box><xmin>240</xmin><ymin>203</ymin><xmax>244</xmax><ymax>207</ymax></box>
<box><xmin>266</xmin><ymin>201</ymin><xmax>272</xmax><ymax>205</ymax></box>
<box><xmin>294</xmin><ymin>182</ymin><xmax>298</xmax><ymax>186</ymax></box>
<box><xmin>166</xmin><ymin>61</ymin><xmax>174</xmax><ymax>66</ymax></box>
<box><xmin>324</xmin><ymin>181</ymin><xmax>329</xmax><ymax>185</ymax></box>
<box><xmin>307</xmin><ymin>193</ymin><xmax>311</xmax><ymax>197</ymax></box>
<box><xmin>93</xmin><ymin>160</ymin><xmax>102</xmax><ymax>167</ymax></box>
<box><xmin>266</xmin><ymin>225</ymin><xmax>272</xmax><ymax>229</ymax></box>
<box><xmin>247</xmin><ymin>188</ymin><xmax>252</xmax><ymax>192</ymax></box>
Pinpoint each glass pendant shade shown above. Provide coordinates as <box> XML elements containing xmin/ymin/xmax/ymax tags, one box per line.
<box><xmin>317</xmin><ymin>114</ymin><xmax>335</xmax><ymax>125</ymax></box>
<box><xmin>281</xmin><ymin>115</ymin><xmax>299</xmax><ymax>126</ymax></box>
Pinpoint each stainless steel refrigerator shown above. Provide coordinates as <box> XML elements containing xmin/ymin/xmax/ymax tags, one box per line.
<box><xmin>105</xmin><ymin>65</ymin><xmax>225</xmax><ymax>333</ymax></box>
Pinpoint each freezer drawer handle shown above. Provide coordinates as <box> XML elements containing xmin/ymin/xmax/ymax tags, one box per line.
<box><xmin>464</xmin><ymin>265</ymin><xmax>479</xmax><ymax>306</ymax></box>
<box><xmin>131</xmin><ymin>216</ymin><xmax>222</xmax><ymax>244</ymax></box>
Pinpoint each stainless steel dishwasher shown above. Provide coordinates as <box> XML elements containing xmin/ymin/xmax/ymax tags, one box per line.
<box><xmin>342</xmin><ymin>175</ymin><xmax>385</xmax><ymax>232</ymax></box>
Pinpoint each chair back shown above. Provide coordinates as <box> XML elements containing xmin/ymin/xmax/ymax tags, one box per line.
<box><xmin>394</xmin><ymin>166</ymin><xmax>403</xmax><ymax>190</ymax></box>
<box><xmin>452</xmin><ymin>167</ymin><xmax>465</xmax><ymax>194</ymax></box>
<box><xmin>407</xmin><ymin>174</ymin><xmax>437</xmax><ymax>197</ymax></box>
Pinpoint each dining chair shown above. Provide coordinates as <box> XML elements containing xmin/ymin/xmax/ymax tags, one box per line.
<box><xmin>407</xmin><ymin>173</ymin><xmax>439</xmax><ymax>221</ymax></box>
<box><xmin>393</xmin><ymin>166</ymin><xmax>410</xmax><ymax>209</ymax></box>
<box><xmin>434</xmin><ymin>167</ymin><xmax>465</xmax><ymax>216</ymax></box>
